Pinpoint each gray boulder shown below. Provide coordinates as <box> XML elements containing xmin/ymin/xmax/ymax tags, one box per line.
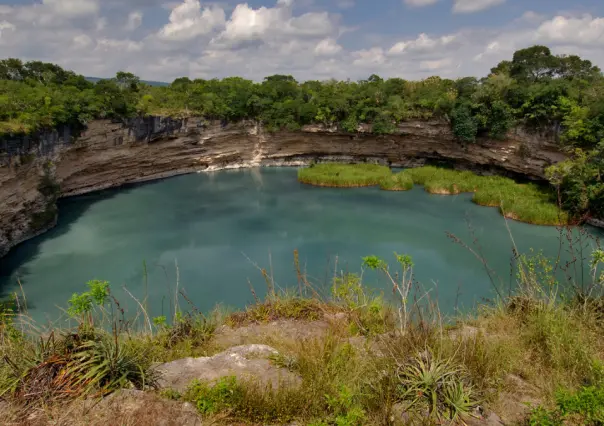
<box><xmin>156</xmin><ymin>344</ymin><xmax>301</xmax><ymax>392</ymax></box>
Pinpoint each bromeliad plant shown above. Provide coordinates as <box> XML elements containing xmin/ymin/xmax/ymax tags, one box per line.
<box><xmin>64</xmin><ymin>333</ymin><xmax>156</xmax><ymax>396</ymax></box>
<box><xmin>396</xmin><ymin>350</ymin><xmax>478</xmax><ymax>424</ymax></box>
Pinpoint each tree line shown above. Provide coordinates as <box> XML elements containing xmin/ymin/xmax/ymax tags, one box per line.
<box><xmin>0</xmin><ymin>45</ymin><xmax>602</xmax><ymax>220</ymax></box>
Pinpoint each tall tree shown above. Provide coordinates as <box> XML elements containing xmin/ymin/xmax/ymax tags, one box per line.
<box><xmin>510</xmin><ymin>45</ymin><xmax>559</xmax><ymax>82</ymax></box>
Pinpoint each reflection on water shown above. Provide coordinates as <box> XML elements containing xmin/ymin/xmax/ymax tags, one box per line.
<box><xmin>0</xmin><ymin>168</ymin><xmax>602</xmax><ymax>323</ymax></box>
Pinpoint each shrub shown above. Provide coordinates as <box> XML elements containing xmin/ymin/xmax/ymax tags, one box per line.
<box><xmin>309</xmin><ymin>385</ymin><xmax>367</xmax><ymax>426</ymax></box>
<box><xmin>331</xmin><ymin>273</ymin><xmax>394</xmax><ymax>336</ymax></box>
<box><xmin>529</xmin><ymin>385</ymin><xmax>604</xmax><ymax>425</ymax></box>
<box><xmin>451</xmin><ymin>104</ymin><xmax>478</xmax><ymax>142</ymax></box>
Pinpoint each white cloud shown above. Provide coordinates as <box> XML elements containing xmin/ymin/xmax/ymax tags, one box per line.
<box><xmin>518</xmin><ymin>11</ymin><xmax>545</xmax><ymax>24</ymax></box>
<box><xmin>126</xmin><ymin>11</ymin><xmax>143</xmax><ymax>31</ymax></box>
<box><xmin>352</xmin><ymin>47</ymin><xmax>385</xmax><ymax>67</ymax></box>
<box><xmin>404</xmin><ymin>0</ymin><xmax>439</xmax><ymax>7</ymax></box>
<box><xmin>388</xmin><ymin>33</ymin><xmax>458</xmax><ymax>55</ymax></box>
<box><xmin>420</xmin><ymin>58</ymin><xmax>452</xmax><ymax>71</ymax></box>
<box><xmin>314</xmin><ymin>38</ymin><xmax>342</xmax><ymax>56</ymax></box>
<box><xmin>336</xmin><ymin>0</ymin><xmax>355</xmax><ymax>9</ymax></box>
<box><xmin>535</xmin><ymin>15</ymin><xmax>604</xmax><ymax>46</ymax></box>
<box><xmin>96</xmin><ymin>38</ymin><xmax>143</xmax><ymax>53</ymax></box>
<box><xmin>212</xmin><ymin>0</ymin><xmax>335</xmax><ymax>48</ymax></box>
<box><xmin>453</xmin><ymin>0</ymin><xmax>505</xmax><ymax>14</ymax></box>
<box><xmin>216</xmin><ymin>2</ymin><xmax>289</xmax><ymax>44</ymax></box>
<box><xmin>0</xmin><ymin>0</ymin><xmax>603</xmax><ymax>86</ymax></box>
<box><xmin>0</xmin><ymin>20</ymin><xmax>15</xmax><ymax>42</ymax></box>
<box><xmin>72</xmin><ymin>34</ymin><xmax>93</xmax><ymax>49</ymax></box>
<box><xmin>96</xmin><ymin>17</ymin><xmax>107</xmax><ymax>31</ymax></box>
<box><xmin>0</xmin><ymin>20</ymin><xmax>15</xmax><ymax>32</ymax></box>
<box><xmin>159</xmin><ymin>0</ymin><xmax>225</xmax><ymax>41</ymax></box>
<box><xmin>43</xmin><ymin>0</ymin><xmax>99</xmax><ymax>17</ymax></box>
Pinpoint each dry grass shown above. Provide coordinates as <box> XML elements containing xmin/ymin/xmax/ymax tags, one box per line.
<box><xmin>226</xmin><ymin>296</ymin><xmax>329</xmax><ymax>327</ymax></box>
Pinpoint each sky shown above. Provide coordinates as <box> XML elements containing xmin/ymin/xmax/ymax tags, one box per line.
<box><xmin>0</xmin><ymin>0</ymin><xmax>603</xmax><ymax>82</ymax></box>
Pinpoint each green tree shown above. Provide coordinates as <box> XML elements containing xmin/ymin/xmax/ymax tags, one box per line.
<box><xmin>490</xmin><ymin>60</ymin><xmax>512</xmax><ymax>77</ymax></box>
<box><xmin>115</xmin><ymin>71</ymin><xmax>141</xmax><ymax>91</ymax></box>
<box><xmin>510</xmin><ymin>45</ymin><xmax>560</xmax><ymax>82</ymax></box>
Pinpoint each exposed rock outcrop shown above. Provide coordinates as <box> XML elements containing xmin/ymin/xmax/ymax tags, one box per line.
<box><xmin>0</xmin><ymin>117</ymin><xmax>566</xmax><ymax>259</ymax></box>
<box><xmin>156</xmin><ymin>344</ymin><xmax>300</xmax><ymax>392</ymax></box>
<box><xmin>0</xmin><ymin>157</ymin><xmax>60</xmax><ymax>259</ymax></box>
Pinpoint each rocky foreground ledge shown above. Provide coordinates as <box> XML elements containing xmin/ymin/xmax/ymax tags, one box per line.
<box><xmin>0</xmin><ymin>117</ymin><xmax>565</xmax><ymax>258</ymax></box>
<box><xmin>1</xmin><ymin>318</ymin><xmax>520</xmax><ymax>425</ymax></box>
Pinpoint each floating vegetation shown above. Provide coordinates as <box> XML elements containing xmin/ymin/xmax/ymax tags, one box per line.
<box><xmin>297</xmin><ymin>163</ymin><xmax>391</xmax><ymax>187</ymax></box>
<box><xmin>378</xmin><ymin>172</ymin><xmax>414</xmax><ymax>191</ymax></box>
<box><xmin>298</xmin><ymin>164</ymin><xmax>568</xmax><ymax>226</ymax></box>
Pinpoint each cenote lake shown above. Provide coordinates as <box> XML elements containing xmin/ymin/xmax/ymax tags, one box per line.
<box><xmin>1</xmin><ymin>167</ymin><xmax>602</xmax><ymax>323</ymax></box>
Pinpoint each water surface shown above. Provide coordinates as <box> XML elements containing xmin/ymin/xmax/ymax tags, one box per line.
<box><xmin>1</xmin><ymin>168</ymin><xmax>601</xmax><ymax>323</ymax></box>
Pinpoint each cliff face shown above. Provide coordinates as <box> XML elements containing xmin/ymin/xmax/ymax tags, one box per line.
<box><xmin>0</xmin><ymin>118</ymin><xmax>565</xmax><ymax>258</ymax></box>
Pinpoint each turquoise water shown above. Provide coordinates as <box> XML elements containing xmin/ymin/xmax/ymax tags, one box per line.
<box><xmin>0</xmin><ymin>168</ymin><xmax>602</xmax><ymax>323</ymax></box>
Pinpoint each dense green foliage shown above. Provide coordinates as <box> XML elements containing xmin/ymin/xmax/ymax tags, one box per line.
<box><xmin>1</xmin><ymin>46</ymin><xmax>601</xmax><ymax>139</ymax></box>
<box><xmin>1</xmin><ymin>45</ymin><xmax>603</xmax><ymax>219</ymax></box>
<box><xmin>298</xmin><ymin>164</ymin><xmax>568</xmax><ymax>225</ymax></box>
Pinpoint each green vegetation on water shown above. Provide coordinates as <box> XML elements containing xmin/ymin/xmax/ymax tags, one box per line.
<box><xmin>298</xmin><ymin>164</ymin><xmax>568</xmax><ymax>225</ymax></box>
<box><xmin>297</xmin><ymin>163</ymin><xmax>391</xmax><ymax>187</ymax></box>
<box><xmin>406</xmin><ymin>166</ymin><xmax>569</xmax><ymax>226</ymax></box>
<box><xmin>378</xmin><ymin>171</ymin><xmax>414</xmax><ymax>191</ymax></box>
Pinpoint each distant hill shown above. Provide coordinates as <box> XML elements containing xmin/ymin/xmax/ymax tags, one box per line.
<box><xmin>85</xmin><ymin>77</ymin><xmax>169</xmax><ymax>87</ymax></box>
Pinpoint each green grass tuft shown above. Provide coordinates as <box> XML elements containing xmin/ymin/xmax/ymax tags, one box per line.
<box><xmin>379</xmin><ymin>172</ymin><xmax>414</xmax><ymax>191</ymax></box>
<box><xmin>298</xmin><ymin>163</ymin><xmax>391</xmax><ymax>187</ymax></box>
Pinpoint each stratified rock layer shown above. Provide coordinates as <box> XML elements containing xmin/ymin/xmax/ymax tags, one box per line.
<box><xmin>0</xmin><ymin>118</ymin><xmax>565</xmax><ymax>258</ymax></box>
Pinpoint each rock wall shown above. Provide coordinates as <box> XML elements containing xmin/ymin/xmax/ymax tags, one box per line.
<box><xmin>0</xmin><ymin>118</ymin><xmax>566</xmax><ymax>258</ymax></box>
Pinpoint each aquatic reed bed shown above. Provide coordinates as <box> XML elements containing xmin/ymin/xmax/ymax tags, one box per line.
<box><xmin>299</xmin><ymin>163</ymin><xmax>569</xmax><ymax>225</ymax></box>
<box><xmin>407</xmin><ymin>166</ymin><xmax>569</xmax><ymax>225</ymax></box>
<box><xmin>297</xmin><ymin>163</ymin><xmax>391</xmax><ymax>187</ymax></box>
<box><xmin>378</xmin><ymin>172</ymin><xmax>414</xmax><ymax>191</ymax></box>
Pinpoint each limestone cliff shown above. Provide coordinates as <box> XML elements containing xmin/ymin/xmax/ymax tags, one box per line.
<box><xmin>0</xmin><ymin>117</ymin><xmax>566</xmax><ymax>259</ymax></box>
